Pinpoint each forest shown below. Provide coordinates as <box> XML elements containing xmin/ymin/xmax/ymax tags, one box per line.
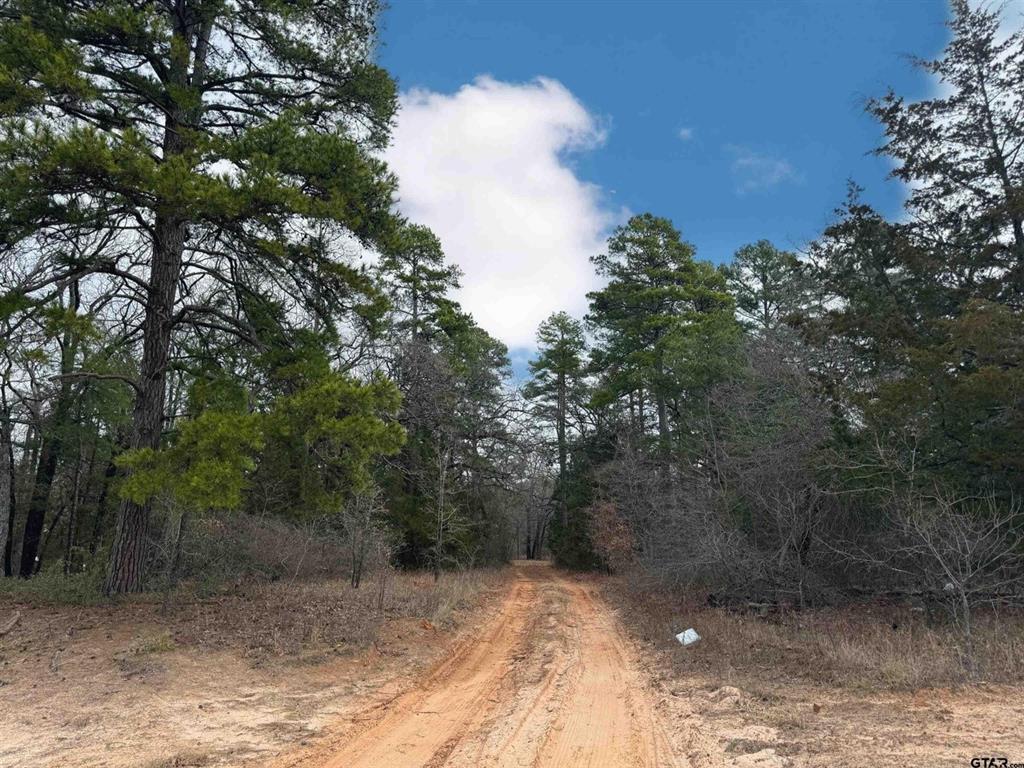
<box><xmin>0</xmin><ymin>0</ymin><xmax>1022</xmax><ymax>670</ymax></box>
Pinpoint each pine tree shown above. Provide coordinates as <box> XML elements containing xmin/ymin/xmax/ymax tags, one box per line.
<box><xmin>379</xmin><ymin>224</ymin><xmax>461</xmax><ymax>341</ymax></box>
<box><xmin>587</xmin><ymin>213</ymin><xmax>733</xmax><ymax>465</ymax></box>
<box><xmin>0</xmin><ymin>0</ymin><xmax>400</xmax><ymax>592</ymax></box>
<box><xmin>868</xmin><ymin>0</ymin><xmax>1024</xmax><ymax>294</ymax></box>
<box><xmin>724</xmin><ymin>240</ymin><xmax>809</xmax><ymax>331</ymax></box>
<box><xmin>524</xmin><ymin>312</ymin><xmax>587</xmax><ymax>526</ymax></box>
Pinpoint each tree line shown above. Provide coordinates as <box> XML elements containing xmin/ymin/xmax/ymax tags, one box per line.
<box><xmin>0</xmin><ymin>0</ymin><xmax>542</xmax><ymax>595</ymax></box>
<box><xmin>522</xmin><ymin>2</ymin><xmax>1024</xmax><ymax>655</ymax></box>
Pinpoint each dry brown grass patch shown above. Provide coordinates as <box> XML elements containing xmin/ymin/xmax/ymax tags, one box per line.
<box><xmin>604</xmin><ymin>574</ymin><xmax>1024</xmax><ymax>690</ymax></box>
<box><xmin>1</xmin><ymin>567</ymin><xmax>510</xmax><ymax>669</ymax></box>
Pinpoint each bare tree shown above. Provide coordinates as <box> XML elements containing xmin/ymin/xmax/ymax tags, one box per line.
<box><xmin>338</xmin><ymin>485</ymin><xmax>387</xmax><ymax>590</ymax></box>
<box><xmin>592</xmin><ymin>434</ymin><xmax>754</xmax><ymax>589</ymax></box>
<box><xmin>882</xmin><ymin>490</ymin><xmax>1024</xmax><ymax>675</ymax></box>
<box><xmin>495</xmin><ymin>429</ymin><xmax>555</xmax><ymax>560</ymax></box>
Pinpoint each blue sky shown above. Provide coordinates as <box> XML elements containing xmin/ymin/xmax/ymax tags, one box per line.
<box><xmin>377</xmin><ymin>0</ymin><xmax>953</xmax><ymax>372</ymax></box>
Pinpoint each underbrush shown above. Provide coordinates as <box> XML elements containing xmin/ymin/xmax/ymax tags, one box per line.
<box><xmin>0</xmin><ymin>567</ymin><xmax>107</xmax><ymax>606</ymax></box>
<box><xmin>167</xmin><ymin>568</ymin><xmax>506</xmax><ymax>658</ymax></box>
<box><xmin>174</xmin><ymin>512</ymin><xmax>357</xmax><ymax>588</ymax></box>
<box><xmin>604</xmin><ymin>574</ymin><xmax>1024</xmax><ymax>690</ymax></box>
<box><xmin>1</xmin><ymin>514</ymin><xmax>508</xmax><ymax>658</ymax></box>
<box><xmin>1</xmin><ymin>567</ymin><xmax>507</xmax><ymax>663</ymax></box>
<box><xmin>3</xmin><ymin>512</ymin><xmax>442</xmax><ymax>603</ymax></box>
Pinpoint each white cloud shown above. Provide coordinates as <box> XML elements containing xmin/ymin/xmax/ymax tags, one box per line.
<box><xmin>677</xmin><ymin>127</ymin><xmax>694</xmax><ymax>141</ymax></box>
<box><xmin>385</xmin><ymin>76</ymin><xmax>614</xmax><ymax>349</ymax></box>
<box><xmin>725</xmin><ymin>144</ymin><xmax>801</xmax><ymax>194</ymax></box>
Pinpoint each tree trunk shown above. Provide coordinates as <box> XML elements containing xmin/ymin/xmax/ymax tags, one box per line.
<box><xmin>102</xmin><ymin>212</ymin><xmax>185</xmax><ymax>594</ymax></box>
<box><xmin>63</xmin><ymin>448</ymin><xmax>84</xmax><ymax>574</ymax></box>
<box><xmin>102</xmin><ymin>5</ymin><xmax>209</xmax><ymax>594</ymax></box>
<box><xmin>160</xmin><ymin>507</ymin><xmax>190</xmax><ymax>613</ymax></box>
<box><xmin>376</xmin><ymin>563</ymin><xmax>389</xmax><ymax>612</ymax></box>
<box><xmin>351</xmin><ymin>544</ymin><xmax>364</xmax><ymax>589</ymax></box>
<box><xmin>90</xmin><ymin>450</ymin><xmax>118</xmax><ymax>556</ymax></box>
<box><xmin>654</xmin><ymin>353</ymin><xmax>671</xmax><ymax>476</ymax></box>
<box><xmin>20</xmin><ymin>285</ymin><xmax>79</xmax><ymax>578</ymax></box>
<box><xmin>34</xmin><ymin>499</ymin><xmax>66</xmax><ymax>575</ymax></box>
<box><xmin>103</xmin><ymin>16</ymin><xmax>196</xmax><ymax>593</ymax></box>
<box><xmin>433</xmin><ymin>444</ymin><xmax>449</xmax><ymax>582</ymax></box>
<box><xmin>19</xmin><ymin>410</ymin><xmax>66</xmax><ymax>577</ymax></box>
<box><xmin>974</xmin><ymin>63</ymin><xmax>1024</xmax><ymax>264</ymax></box>
<box><xmin>656</xmin><ymin>393</ymin><xmax>670</xmax><ymax>461</ymax></box>
<box><xmin>410</xmin><ymin>258</ymin><xmax>420</xmax><ymax>341</ymax></box>
<box><xmin>0</xmin><ymin>410</ymin><xmax>14</xmax><ymax>577</ymax></box>
<box><xmin>530</xmin><ymin>513</ymin><xmax>547</xmax><ymax>560</ymax></box>
<box><xmin>958</xmin><ymin>588</ymin><xmax>976</xmax><ymax>678</ymax></box>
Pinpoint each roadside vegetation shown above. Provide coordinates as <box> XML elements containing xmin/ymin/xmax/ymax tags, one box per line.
<box><xmin>529</xmin><ymin>1</ymin><xmax>1024</xmax><ymax>684</ymax></box>
<box><xmin>605</xmin><ymin>576</ymin><xmax>1024</xmax><ymax>691</ymax></box>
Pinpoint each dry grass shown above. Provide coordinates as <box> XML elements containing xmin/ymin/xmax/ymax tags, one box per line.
<box><xmin>604</xmin><ymin>574</ymin><xmax>1024</xmax><ymax>690</ymax></box>
<box><xmin>0</xmin><ymin>567</ymin><xmax>509</xmax><ymax>666</ymax></box>
<box><xmin>140</xmin><ymin>753</ymin><xmax>213</xmax><ymax>768</ymax></box>
<box><xmin>169</xmin><ymin>568</ymin><xmax>508</xmax><ymax>659</ymax></box>
<box><xmin>400</xmin><ymin>568</ymin><xmax>507</xmax><ymax>626</ymax></box>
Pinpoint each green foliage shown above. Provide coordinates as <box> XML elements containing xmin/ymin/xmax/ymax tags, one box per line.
<box><xmin>258</xmin><ymin>372</ymin><xmax>405</xmax><ymax>517</ymax></box>
<box><xmin>187</xmin><ymin>374</ymin><xmax>250</xmax><ymax>416</ymax></box>
<box><xmin>788</xmin><ymin>3</ymin><xmax>1024</xmax><ymax>504</ymax></box>
<box><xmin>39</xmin><ymin>304</ymin><xmax>100</xmax><ymax>343</ymax></box>
<box><xmin>661</xmin><ymin>306</ymin><xmax>743</xmax><ymax>406</ymax></box>
<box><xmin>868</xmin><ymin>1</ymin><xmax>1024</xmax><ymax>279</ymax></box>
<box><xmin>4</xmin><ymin>0</ymin><xmax>1020</xmax><ymax>606</ymax></box>
<box><xmin>547</xmin><ymin>429</ymin><xmax>616</xmax><ymax>570</ymax></box>
<box><xmin>806</xmin><ymin>189</ymin><xmax>1024</xmax><ymax>495</ymax></box>
<box><xmin>118</xmin><ymin>411</ymin><xmax>264</xmax><ymax>512</ymax></box>
<box><xmin>0</xmin><ymin>290</ymin><xmax>32</xmax><ymax>322</ymax></box>
<box><xmin>378</xmin><ymin>223</ymin><xmax>462</xmax><ymax>340</ymax></box>
<box><xmin>380</xmin><ymin>306</ymin><xmax>513</xmax><ymax>568</ymax></box>
<box><xmin>723</xmin><ymin>240</ymin><xmax>810</xmax><ymax>331</ymax></box>
<box><xmin>524</xmin><ymin>311</ymin><xmax>588</xmax><ymax>416</ymax></box>
<box><xmin>587</xmin><ymin>213</ymin><xmax>735</xmax><ymax>408</ymax></box>
<box><xmin>0</xmin><ymin>564</ymin><xmax>105</xmax><ymax>605</ymax></box>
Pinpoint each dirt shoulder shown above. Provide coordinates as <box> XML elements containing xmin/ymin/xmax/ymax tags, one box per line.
<box><xmin>601</xmin><ymin>576</ymin><xmax>1024</xmax><ymax>768</ymax></box>
<box><xmin>0</xmin><ymin>570</ymin><xmax>508</xmax><ymax>768</ymax></box>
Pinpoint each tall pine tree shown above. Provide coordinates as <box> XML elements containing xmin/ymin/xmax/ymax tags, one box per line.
<box><xmin>524</xmin><ymin>311</ymin><xmax>587</xmax><ymax>526</ymax></box>
<box><xmin>587</xmin><ymin>214</ymin><xmax>733</xmax><ymax>466</ymax></box>
<box><xmin>0</xmin><ymin>0</ymin><xmax>400</xmax><ymax>592</ymax></box>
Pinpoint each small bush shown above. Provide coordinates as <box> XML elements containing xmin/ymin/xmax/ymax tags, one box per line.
<box><xmin>0</xmin><ymin>565</ymin><xmax>105</xmax><ymax>606</ymax></box>
<box><xmin>174</xmin><ymin>513</ymin><xmax>348</xmax><ymax>584</ymax></box>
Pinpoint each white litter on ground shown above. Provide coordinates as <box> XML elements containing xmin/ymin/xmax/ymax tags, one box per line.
<box><xmin>675</xmin><ymin>628</ymin><xmax>701</xmax><ymax>646</ymax></box>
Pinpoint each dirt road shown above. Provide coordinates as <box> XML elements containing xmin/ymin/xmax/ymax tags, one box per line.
<box><xmin>282</xmin><ymin>561</ymin><xmax>683</xmax><ymax>768</ymax></box>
